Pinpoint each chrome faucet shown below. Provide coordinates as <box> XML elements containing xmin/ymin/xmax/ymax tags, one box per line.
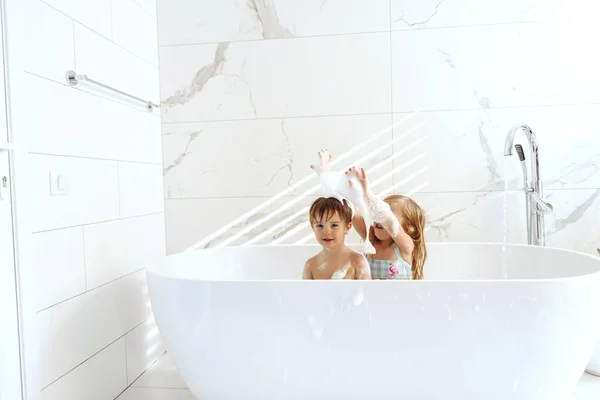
<box><xmin>504</xmin><ymin>125</ymin><xmax>551</xmax><ymax>246</ymax></box>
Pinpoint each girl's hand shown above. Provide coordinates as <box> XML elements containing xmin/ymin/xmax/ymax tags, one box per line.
<box><xmin>345</xmin><ymin>166</ymin><xmax>369</xmax><ymax>193</ymax></box>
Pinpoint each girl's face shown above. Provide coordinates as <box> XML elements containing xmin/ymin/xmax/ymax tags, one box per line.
<box><xmin>373</xmin><ymin>222</ymin><xmax>391</xmax><ymax>241</ymax></box>
<box><xmin>373</xmin><ymin>212</ymin><xmax>405</xmax><ymax>241</ymax></box>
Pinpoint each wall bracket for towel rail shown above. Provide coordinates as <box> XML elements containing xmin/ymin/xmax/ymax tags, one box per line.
<box><xmin>65</xmin><ymin>70</ymin><xmax>159</xmax><ymax>112</ymax></box>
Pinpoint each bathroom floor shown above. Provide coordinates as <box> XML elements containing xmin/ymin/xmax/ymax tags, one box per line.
<box><xmin>117</xmin><ymin>353</ymin><xmax>600</xmax><ymax>399</ymax></box>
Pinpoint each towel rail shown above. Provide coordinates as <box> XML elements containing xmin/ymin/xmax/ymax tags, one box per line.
<box><xmin>65</xmin><ymin>70</ymin><xmax>159</xmax><ymax>112</ymax></box>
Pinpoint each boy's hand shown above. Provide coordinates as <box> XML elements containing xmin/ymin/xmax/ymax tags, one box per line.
<box><xmin>310</xmin><ymin>148</ymin><xmax>332</xmax><ymax>175</ymax></box>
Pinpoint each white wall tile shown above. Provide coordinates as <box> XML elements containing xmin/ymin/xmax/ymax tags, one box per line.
<box><xmin>132</xmin><ymin>353</ymin><xmax>187</xmax><ymax>388</ymax></box>
<box><xmin>158</xmin><ymin>33</ymin><xmax>392</xmax><ymax>122</ymax></box>
<box><xmin>164</xmin><ymin>195</ymin><xmax>335</xmax><ymax>253</ymax></box>
<box><xmin>40</xmin><ymin>338</ymin><xmax>127</xmax><ymax>400</ymax></box>
<box><xmin>162</xmin><ymin>114</ymin><xmax>394</xmax><ymax>198</ymax></box>
<box><xmin>391</xmin><ymin>0</ymin><xmax>551</xmax><ymax>30</ymax></box>
<box><xmin>544</xmin><ymin>189</ymin><xmax>600</xmax><ymax>256</ymax></box>
<box><xmin>112</xmin><ymin>0</ymin><xmax>159</xmax><ymax>65</ymax></box>
<box><xmin>30</xmin><ymin>154</ymin><xmax>120</xmax><ymax>232</ymax></box>
<box><xmin>118</xmin><ymin>387</ymin><xmax>195</xmax><ymax>400</ymax></box>
<box><xmin>42</xmin><ymin>0</ymin><xmax>112</xmax><ymax>39</ymax></box>
<box><xmin>132</xmin><ymin>0</ymin><xmax>157</xmax><ymax>18</ymax></box>
<box><xmin>387</xmin><ymin>105</ymin><xmax>600</xmax><ymax>194</ymax></box>
<box><xmin>125</xmin><ymin>316</ymin><xmax>165</xmax><ymax>385</ymax></box>
<box><xmin>119</xmin><ymin>162</ymin><xmax>164</xmax><ymax>217</ymax></box>
<box><xmin>411</xmin><ymin>191</ymin><xmax>523</xmax><ymax>245</ymax></box>
<box><xmin>26</xmin><ymin>0</ymin><xmax>74</xmax><ymax>83</ymax></box>
<box><xmin>74</xmin><ymin>22</ymin><xmax>160</xmax><ymax>105</ymax></box>
<box><xmin>37</xmin><ymin>270</ymin><xmax>148</xmax><ymax>388</ymax></box>
<box><xmin>84</xmin><ymin>214</ymin><xmax>165</xmax><ymax>289</ymax></box>
<box><xmin>157</xmin><ymin>0</ymin><xmax>389</xmax><ymax>46</ymax></box>
<box><xmin>391</xmin><ymin>23</ymin><xmax>600</xmax><ymax>112</ymax></box>
<box><xmin>24</xmin><ymin>74</ymin><xmax>162</xmax><ymax>163</ymax></box>
<box><xmin>31</xmin><ymin>227</ymin><xmax>86</xmax><ymax>311</ymax></box>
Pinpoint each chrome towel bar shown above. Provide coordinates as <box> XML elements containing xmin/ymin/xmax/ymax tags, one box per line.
<box><xmin>65</xmin><ymin>70</ymin><xmax>159</xmax><ymax>112</ymax></box>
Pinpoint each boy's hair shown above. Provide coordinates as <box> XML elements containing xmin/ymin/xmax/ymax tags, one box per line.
<box><xmin>309</xmin><ymin>197</ymin><xmax>353</xmax><ymax>225</ymax></box>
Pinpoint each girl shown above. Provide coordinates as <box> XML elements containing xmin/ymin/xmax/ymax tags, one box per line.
<box><xmin>345</xmin><ymin>166</ymin><xmax>427</xmax><ymax>280</ymax></box>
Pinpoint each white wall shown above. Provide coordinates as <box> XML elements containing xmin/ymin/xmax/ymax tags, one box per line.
<box><xmin>157</xmin><ymin>0</ymin><xmax>600</xmax><ymax>258</ymax></box>
<box><xmin>6</xmin><ymin>0</ymin><xmax>165</xmax><ymax>398</ymax></box>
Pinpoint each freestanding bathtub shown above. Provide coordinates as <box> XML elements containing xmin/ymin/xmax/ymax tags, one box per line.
<box><xmin>146</xmin><ymin>243</ymin><xmax>600</xmax><ymax>400</ymax></box>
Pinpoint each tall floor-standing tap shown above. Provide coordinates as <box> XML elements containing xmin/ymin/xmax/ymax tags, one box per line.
<box><xmin>504</xmin><ymin>125</ymin><xmax>551</xmax><ymax>246</ymax></box>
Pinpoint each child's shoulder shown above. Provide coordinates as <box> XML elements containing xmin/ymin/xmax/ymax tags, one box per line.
<box><xmin>304</xmin><ymin>253</ymin><xmax>320</xmax><ymax>267</ymax></box>
<box><xmin>348</xmin><ymin>248</ymin><xmax>368</xmax><ymax>264</ymax></box>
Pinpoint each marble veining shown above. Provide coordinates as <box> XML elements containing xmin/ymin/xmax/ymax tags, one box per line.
<box><xmin>248</xmin><ymin>0</ymin><xmax>294</xmax><ymax>39</ymax></box>
<box><xmin>393</xmin><ymin>0</ymin><xmax>446</xmax><ymax>28</ymax></box>
<box><xmin>548</xmin><ymin>189</ymin><xmax>600</xmax><ymax>235</ymax></box>
<box><xmin>157</xmin><ymin>0</ymin><xmax>600</xmax><ymax>256</ymax></box>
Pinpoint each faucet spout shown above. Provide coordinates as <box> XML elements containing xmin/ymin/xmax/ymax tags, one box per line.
<box><xmin>504</xmin><ymin>124</ymin><xmax>545</xmax><ymax>246</ymax></box>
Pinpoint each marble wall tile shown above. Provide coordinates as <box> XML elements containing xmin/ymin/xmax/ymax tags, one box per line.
<box><xmin>391</xmin><ymin>23</ymin><xmax>600</xmax><ymax>112</ymax></box>
<box><xmin>162</xmin><ymin>114</ymin><xmax>396</xmax><ymax>198</ymax></box>
<box><xmin>157</xmin><ymin>0</ymin><xmax>390</xmax><ymax>46</ymax></box>
<box><xmin>164</xmin><ymin>196</ymin><xmax>312</xmax><ymax>253</ymax></box>
<box><xmin>543</xmin><ymin>189</ymin><xmax>600</xmax><ymax>256</ymax></box>
<box><xmin>156</xmin><ymin>1</ymin><xmax>600</xmax><ymax>256</ymax></box>
<box><xmin>158</xmin><ymin>33</ymin><xmax>392</xmax><ymax>122</ymax></box>
<box><xmin>391</xmin><ymin>105</ymin><xmax>600</xmax><ymax>194</ymax></box>
<box><xmin>390</xmin><ymin>0</ymin><xmax>560</xmax><ymax>30</ymax></box>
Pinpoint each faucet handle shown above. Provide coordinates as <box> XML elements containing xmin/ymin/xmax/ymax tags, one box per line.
<box><xmin>530</xmin><ymin>192</ymin><xmax>553</xmax><ymax>214</ymax></box>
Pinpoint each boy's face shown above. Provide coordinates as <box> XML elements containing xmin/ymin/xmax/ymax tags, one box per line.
<box><xmin>312</xmin><ymin>211</ymin><xmax>351</xmax><ymax>248</ymax></box>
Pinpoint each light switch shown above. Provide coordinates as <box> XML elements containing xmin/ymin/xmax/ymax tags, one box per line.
<box><xmin>49</xmin><ymin>171</ymin><xmax>69</xmax><ymax>195</ymax></box>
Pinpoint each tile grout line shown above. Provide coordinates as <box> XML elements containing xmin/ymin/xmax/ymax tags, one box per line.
<box><xmin>157</xmin><ymin>20</ymin><xmax>541</xmax><ymax>48</ymax></box>
<box><xmin>32</xmin><ymin>211</ymin><xmax>164</xmax><ymax>234</ymax></box>
<box><xmin>160</xmin><ymin>187</ymin><xmax>600</xmax><ymax>201</ymax></box>
<box><xmin>28</xmin><ymin>151</ymin><xmax>163</xmax><ymax>166</ymax></box>
<box><xmin>38</xmin><ymin>0</ymin><xmax>156</xmax><ymax>68</ymax></box>
<box><xmin>130</xmin><ymin>0</ymin><xmax>155</xmax><ymax>20</ymax></box>
<box><xmin>158</xmin><ymin>100</ymin><xmax>600</xmax><ymax>125</ymax></box>
<box><xmin>36</xmin><ymin>267</ymin><xmax>146</xmax><ymax>313</ymax></box>
<box><xmin>114</xmin><ymin>350</ymin><xmax>169</xmax><ymax>399</ymax></box>
<box><xmin>40</xmin><ymin>320</ymin><xmax>145</xmax><ymax>392</ymax></box>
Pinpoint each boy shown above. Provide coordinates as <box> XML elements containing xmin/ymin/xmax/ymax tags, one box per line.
<box><xmin>302</xmin><ymin>197</ymin><xmax>371</xmax><ymax>280</ymax></box>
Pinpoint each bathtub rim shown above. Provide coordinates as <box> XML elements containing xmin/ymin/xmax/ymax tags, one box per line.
<box><xmin>147</xmin><ymin>241</ymin><xmax>600</xmax><ymax>283</ymax></box>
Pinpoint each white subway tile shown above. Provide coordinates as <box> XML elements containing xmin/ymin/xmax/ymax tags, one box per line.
<box><xmin>26</xmin><ymin>0</ymin><xmax>74</xmax><ymax>83</ymax></box>
<box><xmin>74</xmin><ymin>22</ymin><xmax>160</xmax><ymax>106</ymax></box>
<box><xmin>125</xmin><ymin>315</ymin><xmax>165</xmax><ymax>384</ymax></box>
<box><xmin>118</xmin><ymin>387</ymin><xmax>195</xmax><ymax>400</ymax></box>
<box><xmin>132</xmin><ymin>353</ymin><xmax>187</xmax><ymax>388</ymax></box>
<box><xmin>42</xmin><ymin>0</ymin><xmax>112</xmax><ymax>39</ymax></box>
<box><xmin>37</xmin><ymin>270</ymin><xmax>148</xmax><ymax>388</ymax></box>
<box><xmin>31</xmin><ymin>227</ymin><xmax>86</xmax><ymax>311</ymax></box>
<box><xmin>40</xmin><ymin>338</ymin><xmax>127</xmax><ymax>400</ymax></box>
<box><xmin>84</xmin><ymin>214</ymin><xmax>166</xmax><ymax>289</ymax></box>
<box><xmin>119</xmin><ymin>162</ymin><xmax>164</xmax><ymax>217</ymax></box>
<box><xmin>132</xmin><ymin>0</ymin><xmax>156</xmax><ymax>18</ymax></box>
<box><xmin>24</xmin><ymin>74</ymin><xmax>162</xmax><ymax>163</ymax></box>
<box><xmin>30</xmin><ymin>154</ymin><xmax>119</xmax><ymax>232</ymax></box>
<box><xmin>112</xmin><ymin>0</ymin><xmax>159</xmax><ymax>65</ymax></box>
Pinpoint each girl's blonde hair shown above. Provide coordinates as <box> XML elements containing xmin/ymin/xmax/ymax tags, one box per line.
<box><xmin>370</xmin><ymin>195</ymin><xmax>427</xmax><ymax>280</ymax></box>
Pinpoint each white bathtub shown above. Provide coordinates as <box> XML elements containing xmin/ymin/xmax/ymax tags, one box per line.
<box><xmin>146</xmin><ymin>243</ymin><xmax>600</xmax><ymax>400</ymax></box>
